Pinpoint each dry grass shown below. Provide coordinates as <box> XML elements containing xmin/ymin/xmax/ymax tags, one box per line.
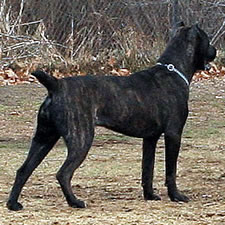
<box><xmin>0</xmin><ymin>24</ymin><xmax>162</xmax><ymax>76</ymax></box>
<box><xmin>1</xmin><ymin>1</ymin><xmax>224</xmax><ymax>78</ymax></box>
<box><xmin>0</xmin><ymin>77</ymin><xmax>225</xmax><ymax>224</ymax></box>
<box><xmin>0</xmin><ymin>1</ymin><xmax>163</xmax><ymax>75</ymax></box>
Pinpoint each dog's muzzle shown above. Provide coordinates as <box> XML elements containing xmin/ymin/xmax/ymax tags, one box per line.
<box><xmin>204</xmin><ymin>45</ymin><xmax>217</xmax><ymax>70</ymax></box>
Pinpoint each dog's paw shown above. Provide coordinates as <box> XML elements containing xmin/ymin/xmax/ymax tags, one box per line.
<box><xmin>7</xmin><ymin>201</ymin><xmax>23</xmax><ymax>211</ymax></box>
<box><xmin>69</xmin><ymin>199</ymin><xmax>86</xmax><ymax>208</ymax></box>
<box><xmin>169</xmin><ymin>192</ymin><xmax>189</xmax><ymax>203</ymax></box>
<box><xmin>144</xmin><ymin>193</ymin><xmax>161</xmax><ymax>201</ymax></box>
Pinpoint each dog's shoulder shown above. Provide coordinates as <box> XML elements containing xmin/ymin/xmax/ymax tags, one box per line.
<box><xmin>130</xmin><ymin>66</ymin><xmax>164</xmax><ymax>86</ymax></box>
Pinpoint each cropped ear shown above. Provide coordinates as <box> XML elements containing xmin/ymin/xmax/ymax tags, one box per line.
<box><xmin>170</xmin><ymin>21</ymin><xmax>185</xmax><ymax>39</ymax></box>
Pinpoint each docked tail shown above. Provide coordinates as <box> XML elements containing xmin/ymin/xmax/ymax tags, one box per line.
<box><xmin>31</xmin><ymin>70</ymin><xmax>58</xmax><ymax>92</ymax></box>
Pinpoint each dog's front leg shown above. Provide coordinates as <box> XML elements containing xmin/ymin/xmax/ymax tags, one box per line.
<box><xmin>142</xmin><ymin>137</ymin><xmax>161</xmax><ymax>201</ymax></box>
<box><xmin>164</xmin><ymin>132</ymin><xmax>189</xmax><ymax>202</ymax></box>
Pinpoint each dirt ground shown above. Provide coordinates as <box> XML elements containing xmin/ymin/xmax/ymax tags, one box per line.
<box><xmin>0</xmin><ymin>77</ymin><xmax>225</xmax><ymax>225</ymax></box>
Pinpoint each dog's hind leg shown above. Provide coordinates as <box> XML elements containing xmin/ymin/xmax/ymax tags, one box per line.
<box><xmin>164</xmin><ymin>131</ymin><xmax>189</xmax><ymax>202</ymax></box>
<box><xmin>7</xmin><ymin>123</ymin><xmax>60</xmax><ymax>211</ymax></box>
<box><xmin>142</xmin><ymin>136</ymin><xmax>161</xmax><ymax>201</ymax></box>
<box><xmin>56</xmin><ymin>126</ymin><xmax>94</xmax><ymax>208</ymax></box>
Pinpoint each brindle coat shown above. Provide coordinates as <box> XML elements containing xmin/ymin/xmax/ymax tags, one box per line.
<box><xmin>7</xmin><ymin>24</ymin><xmax>216</xmax><ymax>211</ymax></box>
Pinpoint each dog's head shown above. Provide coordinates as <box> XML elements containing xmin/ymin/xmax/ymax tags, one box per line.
<box><xmin>174</xmin><ymin>23</ymin><xmax>217</xmax><ymax>71</ymax></box>
<box><xmin>188</xmin><ymin>24</ymin><xmax>216</xmax><ymax>71</ymax></box>
<box><xmin>160</xmin><ymin>23</ymin><xmax>216</xmax><ymax>76</ymax></box>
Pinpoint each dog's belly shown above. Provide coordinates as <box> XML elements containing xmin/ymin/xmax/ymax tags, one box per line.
<box><xmin>95</xmin><ymin>114</ymin><xmax>163</xmax><ymax>138</ymax></box>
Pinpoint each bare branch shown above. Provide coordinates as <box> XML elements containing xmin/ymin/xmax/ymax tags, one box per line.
<box><xmin>211</xmin><ymin>20</ymin><xmax>225</xmax><ymax>45</ymax></box>
<box><xmin>9</xmin><ymin>0</ymin><xmax>25</xmax><ymax>35</ymax></box>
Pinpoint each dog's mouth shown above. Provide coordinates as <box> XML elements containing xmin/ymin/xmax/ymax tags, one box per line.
<box><xmin>204</xmin><ymin>63</ymin><xmax>211</xmax><ymax>71</ymax></box>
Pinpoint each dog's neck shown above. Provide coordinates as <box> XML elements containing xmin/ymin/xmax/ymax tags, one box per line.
<box><xmin>158</xmin><ymin>39</ymin><xmax>197</xmax><ymax>83</ymax></box>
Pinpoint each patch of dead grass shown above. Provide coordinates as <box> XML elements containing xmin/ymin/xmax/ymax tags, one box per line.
<box><xmin>0</xmin><ymin>78</ymin><xmax>225</xmax><ymax>224</ymax></box>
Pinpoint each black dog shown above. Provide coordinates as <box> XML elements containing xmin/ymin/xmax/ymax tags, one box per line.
<box><xmin>7</xmin><ymin>24</ymin><xmax>216</xmax><ymax>211</ymax></box>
